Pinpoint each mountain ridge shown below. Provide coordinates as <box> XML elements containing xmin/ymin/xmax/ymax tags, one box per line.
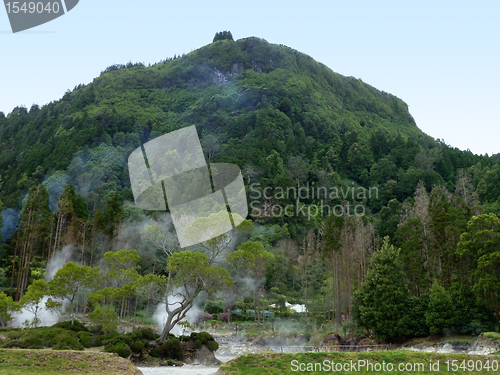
<box><xmin>0</xmin><ymin>36</ymin><xmax>485</xmax><ymax>212</ymax></box>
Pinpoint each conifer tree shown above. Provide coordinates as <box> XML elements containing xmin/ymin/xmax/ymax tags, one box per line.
<box><xmin>352</xmin><ymin>237</ymin><xmax>410</xmax><ymax>341</ymax></box>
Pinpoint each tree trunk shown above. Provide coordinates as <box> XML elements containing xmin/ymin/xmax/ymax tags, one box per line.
<box><xmin>10</xmin><ymin>230</ymin><xmax>20</xmax><ymax>298</ymax></box>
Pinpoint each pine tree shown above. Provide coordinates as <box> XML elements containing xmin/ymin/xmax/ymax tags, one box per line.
<box><xmin>213</xmin><ymin>31</ymin><xmax>234</xmax><ymax>42</ymax></box>
<box><xmin>425</xmin><ymin>280</ymin><xmax>455</xmax><ymax>335</ymax></box>
<box><xmin>11</xmin><ymin>184</ymin><xmax>51</xmax><ymax>300</ymax></box>
<box><xmin>352</xmin><ymin>237</ymin><xmax>410</xmax><ymax>341</ymax></box>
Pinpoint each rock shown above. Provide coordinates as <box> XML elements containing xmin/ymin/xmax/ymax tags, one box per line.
<box><xmin>187</xmin><ymin>345</ymin><xmax>222</xmax><ymax>366</ymax></box>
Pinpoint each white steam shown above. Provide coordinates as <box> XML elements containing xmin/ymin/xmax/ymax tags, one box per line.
<box><xmin>12</xmin><ymin>296</ymin><xmax>60</xmax><ymax>328</ymax></box>
<box><xmin>152</xmin><ymin>291</ymin><xmax>205</xmax><ymax>336</ymax></box>
<box><xmin>45</xmin><ymin>245</ymin><xmax>74</xmax><ymax>281</ymax></box>
<box><xmin>12</xmin><ymin>245</ymin><xmax>74</xmax><ymax>328</ymax></box>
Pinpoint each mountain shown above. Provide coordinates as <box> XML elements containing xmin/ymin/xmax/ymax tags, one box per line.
<box><xmin>1</xmin><ymin>35</ymin><xmax>500</xmax><ymax>335</ymax></box>
<box><xmin>0</xmin><ymin>36</ymin><xmax>496</xmax><ymax>220</ymax></box>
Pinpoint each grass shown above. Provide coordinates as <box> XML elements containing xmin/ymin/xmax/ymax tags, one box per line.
<box><xmin>441</xmin><ymin>336</ymin><xmax>477</xmax><ymax>344</ymax></box>
<box><xmin>483</xmin><ymin>332</ymin><xmax>500</xmax><ymax>340</ymax></box>
<box><xmin>0</xmin><ymin>349</ymin><xmax>139</xmax><ymax>374</ymax></box>
<box><xmin>220</xmin><ymin>351</ymin><xmax>500</xmax><ymax>374</ymax></box>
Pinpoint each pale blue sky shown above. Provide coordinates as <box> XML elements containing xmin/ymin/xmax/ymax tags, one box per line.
<box><xmin>1</xmin><ymin>0</ymin><xmax>499</xmax><ymax>155</ymax></box>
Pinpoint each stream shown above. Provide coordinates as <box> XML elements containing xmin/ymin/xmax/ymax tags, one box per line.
<box><xmin>137</xmin><ymin>333</ymin><xmax>500</xmax><ymax>374</ymax></box>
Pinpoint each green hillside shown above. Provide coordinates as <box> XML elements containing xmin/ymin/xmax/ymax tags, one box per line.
<box><xmin>1</xmin><ymin>35</ymin><xmax>500</xmax><ymax>341</ymax></box>
<box><xmin>1</xmin><ymin>36</ymin><xmax>430</xmax><ymax>208</ymax></box>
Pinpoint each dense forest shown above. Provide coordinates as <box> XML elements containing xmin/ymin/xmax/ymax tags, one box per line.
<box><xmin>0</xmin><ymin>34</ymin><xmax>499</xmax><ymax>341</ymax></box>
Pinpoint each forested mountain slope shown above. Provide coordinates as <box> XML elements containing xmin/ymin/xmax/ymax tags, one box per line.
<box><xmin>1</xmin><ymin>34</ymin><xmax>500</xmax><ymax>338</ymax></box>
<box><xmin>1</xmin><ymin>36</ymin><xmax>430</xmax><ymax>205</ymax></box>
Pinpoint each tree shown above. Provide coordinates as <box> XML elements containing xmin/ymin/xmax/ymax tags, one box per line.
<box><xmin>213</xmin><ymin>31</ymin><xmax>233</xmax><ymax>42</ymax></box>
<box><xmin>100</xmin><ymin>250</ymin><xmax>142</xmax><ymax>318</ymax></box>
<box><xmin>226</xmin><ymin>241</ymin><xmax>274</xmax><ymax>324</ymax></box>
<box><xmin>285</xmin><ymin>155</ymin><xmax>309</xmax><ymax>199</ymax></box>
<box><xmin>0</xmin><ymin>293</ymin><xmax>21</xmax><ymax>328</ymax></box>
<box><xmin>136</xmin><ymin>274</ymin><xmax>167</xmax><ymax>318</ymax></box>
<box><xmin>184</xmin><ymin>213</ymin><xmax>253</xmax><ymax>266</ymax></box>
<box><xmin>352</xmin><ymin>237</ymin><xmax>410</xmax><ymax>341</ymax></box>
<box><xmin>48</xmin><ymin>262</ymin><xmax>99</xmax><ymax>324</ymax></box>
<box><xmin>159</xmin><ymin>251</ymin><xmax>232</xmax><ymax>341</ymax></box>
<box><xmin>457</xmin><ymin>213</ymin><xmax>500</xmax><ymax>330</ymax></box>
<box><xmin>19</xmin><ymin>279</ymin><xmax>48</xmax><ymax>327</ymax></box>
<box><xmin>89</xmin><ymin>305</ymin><xmax>119</xmax><ymax>334</ymax></box>
<box><xmin>0</xmin><ymin>175</ymin><xmax>3</xmax><ymax>244</ymax></box>
<box><xmin>202</xmin><ymin>134</ymin><xmax>220</xmax><ymax>160</ymax></box>
<box><xmin>95</xmin><ymin>192</ymin><xmax>123</xmax><ymax>252</ymax></box>
<box><xmin>141</xmin><ymin>219</ymin><xmax>179</xmax><ymax>268</ymax></box>
<box><xmin>50</xmin><ymin>184</ymin><xmax>88</xmax><ymax>263</ymax></box>
<box><xmin>425</xmin><ymin>281</ymin><xmax>455</xmax><ymax>335</ymax></box>
<box><xmin>12</xmin><ymin>184</ymin><xmax>51</xmax><ymax>300</ymax></box>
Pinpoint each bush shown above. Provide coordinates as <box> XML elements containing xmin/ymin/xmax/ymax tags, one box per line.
<box><xmin>25</xmin><ymin>337</ymin><xmax>43</xmax><ymax>349</ymax></box>
<box><xmin>77</xmin><ymin>331</ymin><xmax>93</xmax><ymax>348</ymax></box>
<box><xmin>161</xmin><ymin>338</ymin><xmax>183</xmax><ymax>360</ymax></box>
<box><xmin>138</xmin><ymin>327</ymin><xmax>156</xmax><ymax>340</ymax></box>
<box><xmin>150</xmin><ymin>347</ymin><xmax>161</xmax><ymax>358</ymax></box>
<box><xmin>52</xmin><ymin>320</ymin><xmax>88</xmax><ymax>332</ymax></box>
<box><xmin>131</xmin><ymin>340</ymin><xmax>145</xmax><ymax>353</ymax></box>
<box><xmin>206</xmin><ymin>340</ymin><xmax>219</xmax><ymax>352</ymax></box>
<box><xmin>204</xmin><ymin>299</ymin><xmax>224</xmax><ymax>315</ymax></box>
<box><xmin>199</xmin><ymin>313</ymin><xmax>213</xmax><ymax>323</ymax></box>
<box><xmin>218</xmin><ymin>312</ymin><xmax>230</xmax><ymax>322</ymax></box>
<box><xmin>114</xmin><ymin>343</ymin><xmax>132</xmax><ymax>358</ymax></box>
<box><xmin>194</xmin><ymin>339</ymin><xmax>202</xmax><ymax>348</ymax></box>
<box><xmin>102</xmin><ymin>333</ymin><xmax>131</xmax><ymax>348</ymax></box>
<box><xmin>52</xmin><ymin>331</ymin><xmax>84</xmax><ymax>351</ymax></box>
<box><xmin>94</xmin><ymin>332</ymin><xmax>119</xmax><ymax>347</ymax></box>
<box><xmin>197</xmin><ymin>331</ymin><xmax>213</xmax><ymax>344</ymax></box>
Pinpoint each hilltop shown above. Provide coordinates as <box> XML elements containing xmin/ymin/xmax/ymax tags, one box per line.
<box><xmin>1</xmin><ymin>36</ymin><xmax>431</xmax><ymax>208</ymax></box>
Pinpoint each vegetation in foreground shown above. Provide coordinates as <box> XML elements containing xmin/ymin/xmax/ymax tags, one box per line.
<box><xmin>0</xmin><ymin>321</ymin><xmax>219</xmax><ymax>363</ymax></box>
<box><xmin>0</xmin><ymin>348</ymin><xmax>139</xmax><ymax>375</ymax></box>
<box><xmin>220</xmin><ymin>351</ymin><xmax>500</xmax><ymax>375</ymax></box>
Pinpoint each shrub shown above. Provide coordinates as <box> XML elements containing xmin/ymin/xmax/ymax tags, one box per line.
<box><xmin>77</xmin><ymin>331</ymin><xmax>93</xmax><ymax>348</ymax></box>
<box><xmin>52</xmin><ymin>332</ymin><xmax>84</xmax><ymax>351</ymax></box>
<box><xmin>161</xmin><ymin>338</ymin><xmax>183</xmax><ymax>360</ymax></box>
<box><xmin>38</xmin><ymin>327</ymin><xmax>65</xmax><ymax>343</ymax></box>
<box><xmin>150</xmin><ymin>347</ymin><xmax>161</xmax><ymax>358</ymax></box>
<box><xmin>218</xmin><ymin>312</ymin><xmax>230</xmax><ymax>322</ymax></box>
<box><xmin>206</xmin><ymin>340</ymin><xmax>219</xmax><ymax>352</ymax></box>
<box><xmin>204</xmin><ymin>299</ymin><xmax>224</xmax><ymax>315</ymax></box>
<box><xmin>199</xmin><ymin>313</ymin><xmax>213</xmax><ymax>323</ymax></box>
<box><xmin>26</xmin><ymin>337</ymin><xmax>43</xmax><ymax>349</ymax></box>
<box><xmin>114</xmin><ymin>343</ymin><xmax>132</xmax><ymax>358</ymax></box>
<box><xmin>131</xmin><ymin>340</ymin><xmax>145</xmax><ymax>353</ymax></box>
<box><xmin>52</xmin><ymin>320</ymin><xmax>88</xmax><ymax>332</ymax></box>
<box><xmin>194</xmin><ymin>339</ymin><xmax>202</xmax><ymax>348</ymax></box>
<box><xmin>138</xmin><ymin>327</ymin><xmax>156</xmax><ymax>340</ymax></box>
<box><xmin>197</xmin><ymin>331</ymin><xmax>213</xmax><ymax>344</ymax></box>
<box><xmin>102</xmin><ymin>333</ymin><xmax>132</xmax><ymax>348</ymax></box>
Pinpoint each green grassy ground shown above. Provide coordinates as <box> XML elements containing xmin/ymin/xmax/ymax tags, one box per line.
<box><xmin>220</xmin><ymin>351</ymin><xmax>500</xmax><ymax>375</ymax></box>
<box><xmin>0</xmin><ymin>349</ymin><xmax>139</xmax><ymax>375</ymax></box>
<box><xmin>483</xmin><ymin>332</ymin><xmax>500</xmax><ymax>340</ymax></box>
